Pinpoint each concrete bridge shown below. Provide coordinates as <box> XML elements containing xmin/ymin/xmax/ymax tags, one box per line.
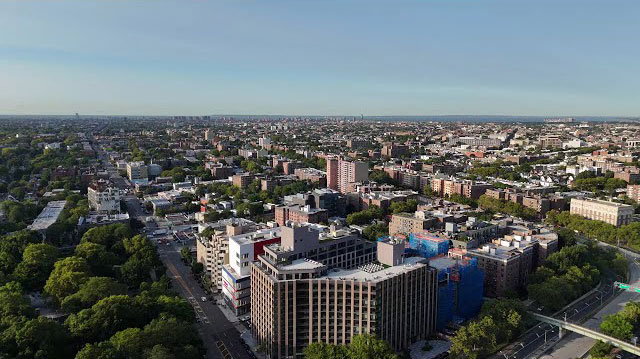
<box><xmin>530</xmin><ymin>312</ymin><xmax>640</xmax><ymax>356</ymax></box>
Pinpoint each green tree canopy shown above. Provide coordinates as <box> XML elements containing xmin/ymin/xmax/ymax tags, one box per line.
<box><xmin>14</xmin><ymin>316</ymin><xmax>72</xmax><ymax>359</ymax></box>
<box><xmin>61</xmin><ymin>277</ymin><xmax>127</xmax><ymax>313</ymax></box>
<box><xmin>12</xmin><ymin>243</ymin><xmax>60</xmax><ymax>291</ymax></box>
<box><xmin>44</xmin><ymin>256</ymin><xmax>92</xmax><ymax>305</ymax></box>
<box><xmin>65</xmin><ymin>295</ymin><xmax>144</xmax><ymax>343</ymax></box>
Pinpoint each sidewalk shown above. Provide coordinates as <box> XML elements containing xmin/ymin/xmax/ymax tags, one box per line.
<box><xmin>212</xmin><ymin>293</ymin><xmax>253</xmax><ymax>335</ymax></box>
<box><xmin>494</xmin><ymin>280</ymin><xmax>613</xmax><ymax>359</ymax></box>
<box><xmin>241</xmin><ymin>330</ymin><xmax>267</xmax><ymax>359</ymax></box>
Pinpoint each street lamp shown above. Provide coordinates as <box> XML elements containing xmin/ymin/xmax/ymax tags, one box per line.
<box><xmin>538</xmin><ymin>325</ymin><xmax>552</xmax><ymax>343</ymax></box>
<box><xmin>594</xmin><ymin>289</ymin><xmax>604</xmax><ymax>305</ymax></box>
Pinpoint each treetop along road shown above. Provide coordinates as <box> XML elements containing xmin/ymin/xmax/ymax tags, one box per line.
<box><xmin>160</xmin><ymin>244</ymin><xmax>252</xmax><ymax>359</ymax></box>
<box><xmin>495</xmin><ymin>280</ymin><xmax>619</xmax><ymax>359</ymax></box>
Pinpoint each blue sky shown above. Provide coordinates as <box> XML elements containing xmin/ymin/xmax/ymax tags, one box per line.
<box><xmin>0</xmin><ymin>0</ymin><xmax>638</xmax><ymax>116</ymax></box>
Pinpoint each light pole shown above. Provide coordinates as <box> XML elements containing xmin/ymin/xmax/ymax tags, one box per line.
<box><xmin>594</xmin><ymin>289</ymin><xmax>604</xmax><ymax>305</ymax></box>
<box><xmin>538</xmin><ymin>325</ymin><xmax>551</xmax><ymax>344</ymax></box>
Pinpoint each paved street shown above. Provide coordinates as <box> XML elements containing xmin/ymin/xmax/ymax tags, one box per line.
<box><xmin>94</xmin><ymin>144</ymin><xmax>250</xmax><ymax>359</ymax></box>
<box><xmin>542</xmin><ymin>244</ymin><xmax>640</xmax><ymax>359</ymax></box>
<box><xmin>495</xmin><ymin>279</ymin><xmax>620</xmax><ymax>359</ymax></box>
<box><xmin>159</xmin><ymin>243</ymin><xmax>253</xmax><ymax>359</ymax></box>
<box><xmin>496</xmin><ymin>242</ymin><xmax>640</xmax><ymax>359</ymax></box>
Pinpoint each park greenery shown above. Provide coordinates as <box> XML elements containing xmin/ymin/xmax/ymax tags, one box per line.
<box><xmin>0</xmin><ymin>223</ymin><xmax>203</xmax><ymax>359</ymax></box>
<box><xmin>450</xmin><ymin>299</ymin><xmax>529</xmax><ymax>359</ymax></box>
<box><xmin>546</xmin><ymin>210</ymin><xmax>640</xmax><ymax>250</ymax></box>
<box><xmin>303</xmin><ymin>334</ymin><xmax>398</xmax><ymax>359</ymax></box>
<box><xmin>526</xmin><ymin>242</ymin><xmax>627</xmax><ymax>312</ymax></box>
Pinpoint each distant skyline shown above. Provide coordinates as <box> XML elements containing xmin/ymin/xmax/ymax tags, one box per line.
<box><xmin>1</xmin><ymin>0</ymin><xmax>639</xmax><ymax>116</ymax></box>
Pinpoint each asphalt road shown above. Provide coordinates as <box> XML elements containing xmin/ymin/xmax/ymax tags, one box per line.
<box><xmin>95</xmin><ymin>150</ymin><xmax>251</xmax><ymax>359</ymax></box>
<box><xmin>496</xmin><ymin>240</ymin><xmax>640</xmax><ymax>359</ymax></box>
<box><xmin>159</xmin><ymin>243</ymin><xmax>253</xmax><ymax>359</ymax></box>
<box><xmin>495</xmin><ymin>280</ymin><xmax>620</xmax><ymax>359</ymax></box>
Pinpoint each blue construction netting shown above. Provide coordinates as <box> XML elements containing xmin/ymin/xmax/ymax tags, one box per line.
<box><xmin>454</xmin><ymin>257</ymin><xmax>485</xmax><ymax>321</ymax></box>
<box><xmin>408</xmin><ymin>233</ymin><xmax>449</xmax><ymax>259</ymax></box>
<box><xmin>436</xmin><ymin>268</ymin><xmax>454</xmax><ymax>329</ymax></box>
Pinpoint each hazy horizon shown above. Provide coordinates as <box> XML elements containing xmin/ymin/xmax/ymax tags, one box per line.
<box><xmin>2</xmin><ymin>0</ymin><xmax>639</xmax><ymax>116</ymax></box>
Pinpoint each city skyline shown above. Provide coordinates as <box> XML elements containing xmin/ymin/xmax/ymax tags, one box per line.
<box><xmin>1</xmin><ymin>0</ymin><xmax>639</xmax><ymax>116</ymax></box>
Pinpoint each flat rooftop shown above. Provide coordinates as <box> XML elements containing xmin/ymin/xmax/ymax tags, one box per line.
<box><xmin>322</xmin><ymin>256</ymin><xmax>427</xmax><ymax>282</ymax></box>
<box><xmin>230</xmin><ymin>227</ymin><xmax>282</xmax><ymax>245</ymax></box>
<box><xmin>468</xmin><ymin>244</ymin><xmax>520</xmax><ymax>261</ymax></box>
<box><xmin>279</xmin><ymin>258</ymin><xmax>325</xmax><ymax>271</ymax></box>
<box><xmin>573</xmin><ymin>197</ymin><xmax>634</xmax><ymax>208</ymax></box>
<box><xmin>29</xmin><ymin>200</ymin><xmax>67</xmax><ymax>231</ymax></box>
<box><xmin>429</xmin><ymin>256</ymin><xmax>458</xmax><ymax>270</ymax></box>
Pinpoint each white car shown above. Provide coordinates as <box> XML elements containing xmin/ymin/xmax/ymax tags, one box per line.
<box><xmin>201</xmin><ymin>296</ymin><xmax>207</xmax><ymax>302</ymax></box>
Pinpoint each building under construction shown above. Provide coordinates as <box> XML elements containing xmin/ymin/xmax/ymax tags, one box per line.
<box><xmin>429</xmin><ymin>253</ymin><xmax>485</xmax><ymax>329</ymax></box>
<box><xmin>407</xmin><ymin>232</ymin><xmax>449</xmax><ymax>258</ymax></box>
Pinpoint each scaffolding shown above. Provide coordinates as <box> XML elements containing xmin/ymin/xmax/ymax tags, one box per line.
<box><xmin>408</xmin><ymin>232</ymin><xmax>449</xmax><ymax>259</ymax></box>
<box><xmin>454</xmin><ymin>256</ymin><xmax>484</xmax><ymax>321</ymax></box>
<box><xmin>433</xmin><ymin>255</ymin><xmax>484</xmax><ymax>329</ymax></box>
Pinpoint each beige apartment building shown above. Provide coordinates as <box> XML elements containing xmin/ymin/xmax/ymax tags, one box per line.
<box><xmin>126</xmin><ymin>161</ymin><xmax>148</xmax><ymax>181</ymax></box>
<box><xmin>570</xmin><ymin>198</ymin><xmax>634</xmax><ymax>226</ymax></box>
<box><xmin>389</xmin><ymin>212</ymin><xmax>436</xmax><ymax>236</ymax></box>
<box><xmin>627</xmin><ymin>185</ymin><xmax>640</xmax><ymax>203</ymax></box>
<box><xmin>196</xmin><ymin>218</ymin><xmax>262</xmax><ymax>293</ymax></box>
<box><xmin>251</xmin><ymin>237</ymin><xmax>437</xmax><ymax>359</ymax></box>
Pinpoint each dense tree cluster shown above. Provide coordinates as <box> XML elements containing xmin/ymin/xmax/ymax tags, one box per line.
<box><xmin>0</xmin><ymin>200</ymin><xmax>40</xmax><ymax>234</ymax></box>
<box><xmin>389</xmin><ymin>199</ymin><xmax>418</xmax><ymax>214</ymax></box>
<box><xmin>599</xmin><ymin>301</ymin><xmax>640</xmax><ymax>340</ymax></box>
<box><xmin>571</xmin><ymin>172</ymin><xmax>628</xmax><ymax>194</ymax></box>
<box><xmin>527</xmin><ymin>243</ymin><xmax>627</xmax><ymax>311</ymax></box>
<box><xmin>0</xmin><ymin>223</ymin><xmax>202</xmax><ymax>359</ymax></box>
<box><xmin>0</xmin><ymin>230</ymin><xmax>42</xmax><ymax>288</ymax></box>
<box><xmin>467</xmin><ymin>160</ymin><xmax>522</xmax><ymax>181</ymax></box>
<box><xmin>450</xmin><ymin>299</ymin><xmax>528</xmax><ymax>359</ymax></box>
<box><xmin>589</xmin><ymin>340</ymin><xmax>617</xmax><ymax>359</ymax></box>
<box><xmin>368</xmin><ymin>170</ymin><xmax>397</xmax><ymax>186</ymax></box>
<box><xmin>303</xmin><ymin>334</ymin><xmax>398</xmax><ymax>359</ymax></box>
<box><xmin>477</xmin><ymin>195</ymin><xmax>538</xmax><ymax>220</ymax></box>
<box><xmin>346</xmin><ymin>205</ymin><xmax>384</xmax><ymax>226</ymax></box>
<box><xmin>447</xmin><ymin>193</ymin><xmax>477</xmax><ymax>207</ymax></box>
<box><xmin>546</xmin><ymin>210</ymin><xmax>640</xmax><ymax>250</ymax></box>
<box><xmin>362</xmin><ymin>223</ymin><xmax>388</xmax><ymax>241</ymax></box>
